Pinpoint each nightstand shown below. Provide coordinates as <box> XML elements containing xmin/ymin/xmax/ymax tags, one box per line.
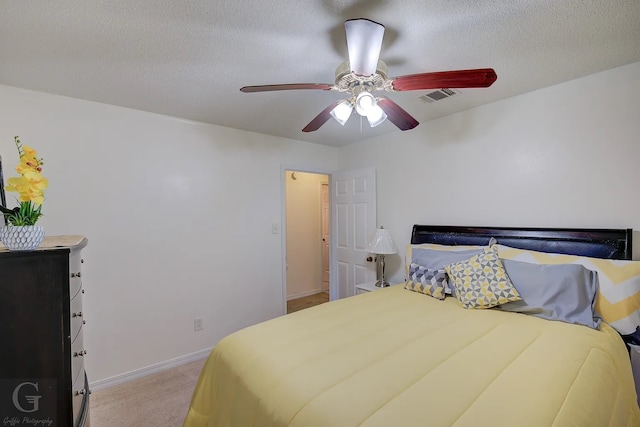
<box><xmin>355</xmin><ymin>281</ymin><xmax>385</xmax><ymax>294</ymax></box>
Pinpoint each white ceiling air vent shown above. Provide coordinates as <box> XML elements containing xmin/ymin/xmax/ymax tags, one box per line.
<box><xmin>419</xmin><ymin>88</ymin><xmax>459</xmax><ymax>103</ymax></box>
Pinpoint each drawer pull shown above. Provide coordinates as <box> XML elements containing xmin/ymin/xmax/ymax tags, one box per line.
<box><xmin>83</xmin><ymin>320</ymin><xmax>86</xmax><ymax>325</ymax></box>
<box><xmin>82</xmin><ymin>289</ymin><xmax>85</xmax><ymax>294</ymax></box>
<box><xmin>72</xmin><ymin>311</ymin><xmax>83</xmax><ymax>318</ymax></box>
<box><xmin>81</xmin><ymin>259</ymin><xmax>84</xmax><ymax>263</ymax></box>
<box><xmin>71</xmin><ymin>272</ymin><xmax>82</xmax><ymax>278</ymax></box>
<box><xmin>73</xmin><ymin>350</ymin><xmax>87</xmax><ymax>357</ymax></box>
<box><xmin>75</xmin><ymin>389</ymin><xmax>86</xmax><ymax>396</ymax></box>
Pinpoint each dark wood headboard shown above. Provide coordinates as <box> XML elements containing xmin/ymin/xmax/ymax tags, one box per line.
<box><xmin>411</xmin><ymin>225</ymin><xmax>632</xmax><ymax>260</ymax></box>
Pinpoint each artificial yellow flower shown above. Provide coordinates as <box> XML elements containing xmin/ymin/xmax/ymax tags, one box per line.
<box><xmin>0</xmin><ymin>137</ymin><xmax>48</xmax><ymax>225</ymax></box>
<box><xmin>6</xmin><ymin>172</ymin><xmax>47</xmax><ymax>205</ymax></box>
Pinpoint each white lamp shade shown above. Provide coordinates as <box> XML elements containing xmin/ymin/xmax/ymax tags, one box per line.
<box><xmin>366</xmin><ymin>103</ymin><xmax>387</xmax><ymax>127</ymax></box>
<box><xmin>330</xmin><ymin>100</ymin><xmax>353</xmax><ymax>126</ymax></box>
<box><xmin>354</xmin><ymin>91</ymin><xmax>376</xmax><ymax>116</ymax></box>
<box><xmin>367</xmin><ymin>227</ymin><xmax>397</xmax><ymax>254</ymax></box>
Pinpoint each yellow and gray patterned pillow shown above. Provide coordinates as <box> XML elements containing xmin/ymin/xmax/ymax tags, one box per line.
<box><xmin>405</xmin><ymin>263</ymin><xmax>448</xmax><ymax>300</ymax></box>
<box><xmin>445</xmin><ymin>246</ymin><xmax>522</xmax><ymax>309</ymax></box>
<box><xmin>496</xmin><ymin>244</ymin><xmax>640</xmax><ymax>334</ymax></box>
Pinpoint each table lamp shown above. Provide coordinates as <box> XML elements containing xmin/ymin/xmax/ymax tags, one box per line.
<box><xmin>367</xmin><ymin>226</ymin><xmax>397</xmax><ymax>287</ymax></box>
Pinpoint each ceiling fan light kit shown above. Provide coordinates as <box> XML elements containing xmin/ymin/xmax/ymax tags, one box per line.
<box><xmin>240</xmin><ymin>18</ymin><xmax>497</xmax><ymax>133</ymax></box>
<box><xmin>329</xmin><ymin>90</ymin><xmax>387</xmax><ymax>128</ymax></box>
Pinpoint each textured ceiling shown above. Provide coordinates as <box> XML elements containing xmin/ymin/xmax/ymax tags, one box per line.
<box><xmin>1</xmin><ymin>0</ymin><xmax>639</xmax><ymax>146</ymax></box>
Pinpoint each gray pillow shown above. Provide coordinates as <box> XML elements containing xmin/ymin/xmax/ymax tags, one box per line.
<box><xmin>498</xmin><ymin>259</ymin><xmax>601</xmax><ymax>329</ymax></box>
<box><xmin>412</xmin><ymin>248</ymin><xmax>484</xmax><ymax>295</ymax></box>
<box><xmin>412</xmin><ymin>248</ymin><xmax>484</xmax><ymax>269</ymax></box>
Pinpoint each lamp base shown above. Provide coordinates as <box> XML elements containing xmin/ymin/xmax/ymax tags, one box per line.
<box><xmin>374</xmin><ymin>279</ymin><xmax>390</xmax><ymax>287</ymax></box>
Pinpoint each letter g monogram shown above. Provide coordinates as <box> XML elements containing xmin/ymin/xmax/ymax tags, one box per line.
<box><xmin>12</xmin><ymin>382</ymin><xmax>41</xmax><ymax>413</ymax></box>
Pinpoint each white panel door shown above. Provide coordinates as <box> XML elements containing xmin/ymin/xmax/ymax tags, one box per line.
<box><xmin>321</xmin><ymin>183</ymin><xmax>330</xmax><ymax>292</ymax></box>
<box><xmin>331</xmin><ymin>168</ymin><xmax>376</xmax><ymax>299</ymax></box>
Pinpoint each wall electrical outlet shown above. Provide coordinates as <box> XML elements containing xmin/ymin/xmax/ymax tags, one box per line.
<box><xmin>194</xmin><ymin>317</ymin><xmax>204</xmax><ymax>331</ymax></box>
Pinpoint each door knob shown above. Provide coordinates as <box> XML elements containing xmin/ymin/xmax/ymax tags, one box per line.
<box><xmin>366</xmin><ymin>256</ymin><xmax>373</xmax><ymax>262</ymax></box>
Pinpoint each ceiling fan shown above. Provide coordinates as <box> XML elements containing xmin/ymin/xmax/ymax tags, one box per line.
<box><xmin>240</xmin><ymin>19</ymin><xmax>497</xmax><ymax>133</ymax></box>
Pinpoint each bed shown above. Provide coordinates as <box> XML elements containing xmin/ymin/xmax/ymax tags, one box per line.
<box><xmin>183</xmin><ymin>225</ymin><xmax>640</xmax><ymax>427</ymax></box>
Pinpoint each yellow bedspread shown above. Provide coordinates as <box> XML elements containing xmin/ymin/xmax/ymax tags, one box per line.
<box><xmin>184</xmin><ymin>285</ymin><xmax>640</xmax><ymax>427</ymax></box>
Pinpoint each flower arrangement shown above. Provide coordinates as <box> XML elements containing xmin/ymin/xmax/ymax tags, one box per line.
<box><xmin>0</xmin><ymin>136</ymin><xmax>49</xmax><ymax>226</ymax></box>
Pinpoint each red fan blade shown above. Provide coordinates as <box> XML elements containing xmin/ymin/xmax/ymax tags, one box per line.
<box><xmin>345</xmin><ymin>19</ymin><xmax>385</xmax><ymax>76</ymax></box>
<box><xmin>390</xmin><ymin>68</ymin><xmax>497</xmax><ymax>91</ymax></box>
<box><xmin>302</xmin><ymin>100</ymin><xmax>342</xmax><ymax>133</ymax></box>
<box><xmin>377</xmin><ymin>98</ymin><xmax>419</xmax><ymax>131</ymax></box>
<box><xmin>240</xmin><ymin>83</ymin><xmax>334</xmax><ymax>93</ymax></box>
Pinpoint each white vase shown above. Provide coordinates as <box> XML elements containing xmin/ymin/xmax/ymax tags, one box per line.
<box><xmin>0</xmin><ymin>225</ymin><xmax>45</xmax><ymax>251</ymax></box>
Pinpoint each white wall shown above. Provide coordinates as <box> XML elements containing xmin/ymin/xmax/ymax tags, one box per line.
<box><xmin>285</xmin><ymin>171</ymin><xmax>328</xmax><ymax>299</ymax></box>
<box><xmin>339</xmin><ymin>62</ymin><xmax>640</xmax><ymax>283</ymax></box>
<box><xmin>0</xmin><ymin>85</ymin><xmax>339</xmax><ymax>383</ymax></box>
<box><xmin>2</xmin><ymin>61</ymin><xmax>638</xmax><ymax>384</ymax></box>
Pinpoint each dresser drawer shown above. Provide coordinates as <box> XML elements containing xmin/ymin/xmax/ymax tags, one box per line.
<box><xmin>69</xmin><ymin>250</ymin><xmax>83</xmax><ymax>298</ymax></box>
<box><xmin>72</xmin><ymin>368</ymin><xmax>88</xmax><ymax>425</ymax></box>
<box><xmin>71</xmin><ymin>326</ymin><xmax>86</xmax><ymax>383</ymax></box>
<box><xmin>70</xmin><ymin>288</ymin><xmax>84</xmax><ymax>342</ymax></box>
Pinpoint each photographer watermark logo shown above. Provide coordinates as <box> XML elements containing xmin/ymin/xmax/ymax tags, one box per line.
<box><xmin>12</xmin><ymin>382</ymin><xmax>40</xmax><ymax>414</ymax></box>
<box><xmin>0</xmin><ymin>379</ymin><xmax>55</xmax><ymax>426</ymax></box>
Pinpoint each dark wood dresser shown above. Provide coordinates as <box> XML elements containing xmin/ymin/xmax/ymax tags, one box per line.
<box><xmin>0</xmin><ymin>236</ymin><xmax>90</xmax><ymax>426</ymax></box>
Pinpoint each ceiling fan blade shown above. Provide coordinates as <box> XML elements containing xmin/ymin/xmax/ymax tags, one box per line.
<box><xmin>302</xmin><ymin>100</ymin><xmax>343</xmax><ymax>133</ymax></box>
<box><xmin>377</xmin><ymin>98</ymin><xmax>419</xmax><ymax>131</ymax></box>
<box><xmin>240</xmin><ymin>83</ymin><xmax>334</xmax><ymax>93</ymax></box>
<box><xmin>345</xmin><ymin>18</ymin><xmax>385</xmax><ymax>76</ymax></box>
<box><xmin>390</xmin><ymin>68</ymin><xmax>497</xmax><ymax>91</ymax></box>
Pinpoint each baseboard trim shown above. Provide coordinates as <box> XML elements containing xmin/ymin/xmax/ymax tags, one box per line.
<box><xmin>287</xmin><ymin>288</ymin><xmax>324</xmax><ymax>301</ymax></box>
<box><xmin>89</xmin><ymin>347</ymin><xmax>212</xmax><ymax>391</ymax></box>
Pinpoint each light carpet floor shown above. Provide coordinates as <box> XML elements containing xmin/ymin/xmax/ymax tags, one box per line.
<box><xmin>90</xmin><ymin>357</ymin><xmax>206</xmax><ymax>427</ymax></box>
<box><xmin>90</xmin><ymin>298</ymin><xmax>327</xmax><ymax>426</ymax></box>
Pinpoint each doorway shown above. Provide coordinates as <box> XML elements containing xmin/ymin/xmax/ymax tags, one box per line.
<box><xmin>284</xmin><ymin>170</ymin><xmax>330</xmax><ymax>312</ymax></box>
